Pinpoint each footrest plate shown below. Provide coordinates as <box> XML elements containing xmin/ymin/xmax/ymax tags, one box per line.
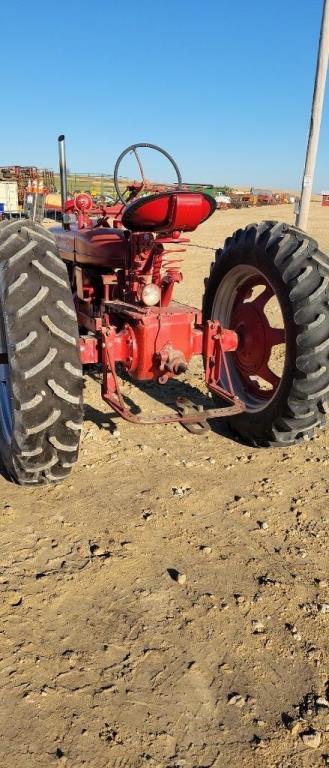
<box><xmin>176</xmin><ymin>397</ymin><xmax>210</xmax><ymax>434</ymax></box>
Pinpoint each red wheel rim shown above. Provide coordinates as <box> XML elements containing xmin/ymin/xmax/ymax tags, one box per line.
<box><xmin>212</xmin><ymin>265</ymin><xmax>286</xmax><ymax>411</ymax></box>
<box><xmin>231</xmin><ymin>275</ymin><xmax>285</xmax><ymax>399</ymax></box>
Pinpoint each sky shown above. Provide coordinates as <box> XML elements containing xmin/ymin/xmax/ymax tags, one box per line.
<box><xmin>1</xmin><ymin>0</ymin><xmax>328</xmax><ymax>190</ymax></box>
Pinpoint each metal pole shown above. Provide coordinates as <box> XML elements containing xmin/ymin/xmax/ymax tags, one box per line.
<box><xmin>296</xmin><ymin>0</ymin><xmax>329</xmax><ymax>230</ymax></box>
<box><xmin>58</xmin><ymin>135</ymin><xmax>68</xmax><ymax>213</ymax></box>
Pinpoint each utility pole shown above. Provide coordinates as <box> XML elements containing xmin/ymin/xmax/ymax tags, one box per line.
<box><xmin>296</xmin><ymin>0</ymin><xmax>329</xmax><ymax>230</ymax></box>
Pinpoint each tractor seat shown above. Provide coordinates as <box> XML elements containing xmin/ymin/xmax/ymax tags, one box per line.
<box><xmin>121</xmin><ymin>191</ymin><xmax>216</xmax><ymax>233</ymax></box>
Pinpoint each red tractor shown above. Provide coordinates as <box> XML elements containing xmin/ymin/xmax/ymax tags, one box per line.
<box><xmin>0</xmin><ymin>137</ymin><xmax>328</xmax><ymax>485</ymax></box>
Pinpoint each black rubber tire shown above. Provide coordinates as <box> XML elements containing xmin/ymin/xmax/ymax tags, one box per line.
<box><xmin>202</xmin><ymin>220</ymin><xmax>329</xmax><ymax>446</ymax></box>
<box><xmin>0</xmin><ymin>219</ymin><xmax>83</xmax><ymax>484</ymax></box>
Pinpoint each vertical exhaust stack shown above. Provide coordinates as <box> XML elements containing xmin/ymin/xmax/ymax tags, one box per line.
<box><xmin>58</xmin><ymin>134</ymin><xmax>69</xmax><ymax>229</ymax></box>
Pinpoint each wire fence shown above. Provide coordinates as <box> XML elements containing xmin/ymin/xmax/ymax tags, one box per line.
<box><xmin>53</xmin><ymin>173</ymin><xmax>127</xmax><ymax>197</ymax></box>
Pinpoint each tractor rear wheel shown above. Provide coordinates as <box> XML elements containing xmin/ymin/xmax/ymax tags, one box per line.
<box><xmin>203</xmin><ymin>220</ymin><xmax>329</xmax><ymax>446</ymax></box>
<box><xmin>0</xmin><ymin>219</ymin><xmax>83</xmax><ymax>484</ymax></box>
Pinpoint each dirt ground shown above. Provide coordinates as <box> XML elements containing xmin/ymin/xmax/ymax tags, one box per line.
<box><xmin>0</xmin><ymin>203</ymin><xmax>328</xmax><ymax>768</ymax></box>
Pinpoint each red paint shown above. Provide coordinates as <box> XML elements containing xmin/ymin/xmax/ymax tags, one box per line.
<box><xmin>108</xmin><ymin>302</ymin><xmax>201</xmax><ymax>381</ymax></box>
<box><xmin>74</xmin><ymin>193</ymin><xmax>93</xmax><ymax>212</ymax></box>
<box><xmin>79</xmin><ymin>335</ymin><xmax>100</xmax><ymax>364</ymax></box>
<box><xmin>122</xmin><ymin>191</ymin><xmax>216</xmax><ymax>233</ymax></box>
<box><xmin>230</xmin><ymin>277</ymin><xmax>285</xmax><ymax>397</ymax></box>
<box><xmin>54</xmin><ymin>180</ymin><xmax>246</xmax><ymax>426</ymax></box>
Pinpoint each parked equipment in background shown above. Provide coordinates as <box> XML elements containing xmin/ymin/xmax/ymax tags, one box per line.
<box><xmin>230</xmin><ymin>191</ymin><xmax>256</xmax><ymax>208</ymax></box>
<box><xmin>1</xmin><ymin>136</ymin><xmax>329</xmax><ymax>485</ymax></box>
<box><xmin>215</xmin><ymin>193</ymin><xmax>231</xmax><ymax>209</ymax></box>
<box><xmin>23</xmin><ymin>189</ymin><xmax>45</xmax><ymax>221</ymax></box>
<box><xmin>0</xmin><ymin>166</ymin><xmax>55</xmax><ymax>206</ymax></box>
<box><xmin>321</xmin><ymin>190</ymin><xmax>329</xmax><ymax>206</ymax></box>
<box><xmin>0</xmin><ymin>181</ymin><xmax>19</xmax><ymax>214</ymax></box>
<box><xmin>250</xmin><ymin>188</ymin><xmax>276</xmax><ymax>205</ymax></box>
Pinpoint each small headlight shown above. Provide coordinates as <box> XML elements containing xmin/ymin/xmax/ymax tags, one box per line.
<box><xmin>142</xmin><ymin>283</ymin><xmax>161</xmax><ymax>306</ymax></box>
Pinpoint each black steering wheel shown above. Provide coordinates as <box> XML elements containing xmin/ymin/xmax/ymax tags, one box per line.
<box><xmin>113</xmin><ymin>143</ymin><xmax>182</xmax><ymax>204</ymax></box>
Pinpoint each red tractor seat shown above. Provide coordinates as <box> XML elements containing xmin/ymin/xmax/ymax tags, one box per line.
<box><xmin>121</xmin><ymin>191</ymin><xmax>217</xmax><ymax>233</ymax></box>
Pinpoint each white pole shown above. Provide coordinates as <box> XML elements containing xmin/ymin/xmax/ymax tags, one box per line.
<box><xmin>296</xmin><ymin>0</ymin><xmax>329</xmax><ymax>230</ymax></box>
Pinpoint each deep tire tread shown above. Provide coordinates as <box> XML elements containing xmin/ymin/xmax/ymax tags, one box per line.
<box><xmin>203</xmin><ymin>220</ymin><xmax>329</xmax><ymax>447</ymax></box>
<box><xmin>0</xmin><ymin>219</ymin><xmax>83</xmax><ymax>484</ymax></box>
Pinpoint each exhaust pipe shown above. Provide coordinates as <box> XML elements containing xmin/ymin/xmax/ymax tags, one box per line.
<box><xmin>58</xmin><ymin>134</ymin><xmax>69</xmax><ymax>228</ymax></box>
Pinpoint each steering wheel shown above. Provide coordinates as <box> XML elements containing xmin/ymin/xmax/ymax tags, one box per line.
<box><xmin>113</xmin><ymin>143</ymin><xmax>182</xmax><ymax>204</ymax></box>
